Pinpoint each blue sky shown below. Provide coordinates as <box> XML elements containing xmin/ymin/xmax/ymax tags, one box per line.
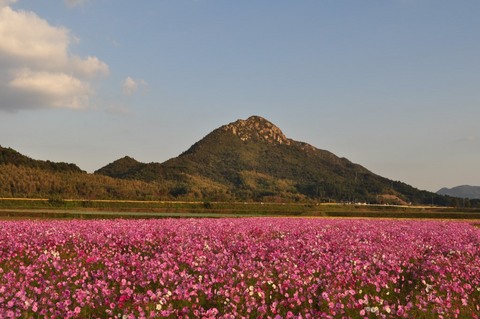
<box><xmin>1</xmin><ymin>0</ymin><xmax>479</xmax><ymax>192</ymax></box>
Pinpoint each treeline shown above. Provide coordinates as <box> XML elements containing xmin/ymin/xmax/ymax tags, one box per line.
<box><xmin>0</xmin><ymin>164</ymin><xmax>241</xmax><ymax>201</ymax></box>
<box><xmin>0</xmin><ymin>146</ymin><xmax>83</xmax><ymax>173</ymax></box>
<box><xmin>1</xmin><ymin>163</ymin><xmax>478</xmax><ymax>207</ymax></box>
<box><xmin>0</xmin><ymin>164</ymin><xmax>169</xmax><ymax>200</ymax></box>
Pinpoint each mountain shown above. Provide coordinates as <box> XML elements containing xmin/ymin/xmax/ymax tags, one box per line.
<box><xmin>1</xmin><ymin>117</ymin><xmax>460</xmax><ymax>205</ymax></box>
<box><xmin>437</xmin><ymin>185</ymin><xmax>480</xmax><ymax>199</ymax></box>
<box><xmin>0</xmin><ymin>145</ymin><xmax>83</xmax><ymax>173</ymax></box>
<box><xmin>96</xmin><ymin>116</ymin><xmax>450</xmax><ymax>205</ymax></box>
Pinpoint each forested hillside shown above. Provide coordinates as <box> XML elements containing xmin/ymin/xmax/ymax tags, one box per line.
<box><xmin>0</xmin><ymin>164</ymin><xmax>168</xmax><ymax>200</ymax></box>
<box><xmin>0</xmin><ymin>146</ymin><xmax>83</xmax><ymax>173</ymax></box>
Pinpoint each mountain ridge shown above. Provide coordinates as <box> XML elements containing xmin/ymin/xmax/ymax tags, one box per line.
<box><xmin>437</xmin><ymin>185</ymin><xmax>480</xmax><ymax>199</ymax></box>
<box><xmin>95</xmin><ymin>115</ymin><xmax>451</xmax><ymax>205</ymax></box>
<box><xmin>0</xmin><ymin>115</ymin><xmax>469</xmax><ymax>205</ymax></box>
<box><xmin>0</xmin><ymin>145</ymin><xmax>83</xmax><ymax>173</ymax></box>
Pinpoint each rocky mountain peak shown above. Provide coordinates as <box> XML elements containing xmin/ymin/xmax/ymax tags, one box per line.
<box><xmin>222</xmin><ymin>115</ymin><xmax>291</xmax><ymax>145</ymax></box>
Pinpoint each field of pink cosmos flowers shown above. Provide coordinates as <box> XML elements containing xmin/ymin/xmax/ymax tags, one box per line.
<box><xmin>0</xmin><ymin>218</ymin><xmax>479</xmax><ymax>319</ymax></box>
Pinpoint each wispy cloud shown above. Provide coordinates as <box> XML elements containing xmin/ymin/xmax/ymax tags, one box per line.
<box><xmin>122</xmin><ymin>77</ymin><xmax>148</xmax><ymax>96</ymax></box>
<box><xmin>64</xmin><ymin>0</ymin><xmax>87</xmax><ymax>8</ymax></box>
<box><xmin>455</xmin><ymin>136</ymin><xmax>480</xmax><ymax>144</ymax></box>
<box><xmin>0</xmin><ymin>3</ymin><xmax>108</xmax><ymax>112</ymax></box>
<box><xmin>0</xmin><ymin>0</ymin><xmax>16</xmax><ymax>8</ymax></box>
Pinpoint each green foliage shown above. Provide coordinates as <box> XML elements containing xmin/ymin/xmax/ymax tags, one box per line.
<box><xmin>203</xmin><ymin>201</ymin><xmax>213</xmax><ymax>209</ymax></box>
<box><xmin>48</xmin><ymin>196</ymin><xmax>66</xmax><ymax>207</ymax></box>
<box><xmin>169</xmin><ymin>184</ymin><xmax>190</xmax><ymax>197</ymax></box>
<box><xmin>0</xmin><ymin>145</ymin><xmax>83</xmax><ymax>173</ymax></box>
<box><xmin>0</xmin><ymin>164</ymin><xmax>170</xmax><ymax>200</ymax></box>
<box><xmin>93</xmin><ymin>156</ymin><xmax>141</xmax><ymax>178</ymax></box>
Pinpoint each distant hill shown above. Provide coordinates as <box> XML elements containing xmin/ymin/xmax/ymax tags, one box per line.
<box><xmin>96</xmin><ymin>116</ymin><xmax>451</xmax><ymax>205</ymax></box>
<box><xmin>0</xmin><ymin>146</ymin><xmax>169</xmax><ymax>200</ymax></box>
<box><xmin>0</xmin><ymin>145</ymin><xmax>83</xmax><ymax>173</ymax></box>
<box><xmin>437</xmin><ymin>185</ymin><xmax>480</xmax><ymax>199</ymax></box>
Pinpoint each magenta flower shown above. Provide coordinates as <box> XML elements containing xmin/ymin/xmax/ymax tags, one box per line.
<box><xmin>0</xmin><ymin>218</ymin><xmax>478</xmax><ymax>318</ymax></box>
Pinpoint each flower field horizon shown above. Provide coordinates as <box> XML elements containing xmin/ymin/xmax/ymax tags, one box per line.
<box><xmin>0</xmin><ymin>218</ymin><xmax>479</xmax><ymax>318</ymax></box>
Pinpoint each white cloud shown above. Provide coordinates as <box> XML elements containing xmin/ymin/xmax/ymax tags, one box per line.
<box><xmin>0</xmin><ymin>0</ymin><xmax>16</xmax><ymax>8</ymax></box>
<box><xmin>0</xmin><ymin>6</ymin><xmax>70</xmax><ymax>67</ymax></box>
<box><xmin>72</xmin><ymin>56</ymin><xmax>109</xmax><ymax>78</ymax></box>
<box><xmin>8</xmin><ymin>68</ymin><xmax>92</xmax><ymax>109</ymax></box>
<box><xmin>122</xmin><ymin>76</ymin><xmax>148</xmax><ymax>96</ymax></box>
<box><xmin>0</xmin><ymin>4</ymin><xmax>108</xmax><ymax>111</ymax></box>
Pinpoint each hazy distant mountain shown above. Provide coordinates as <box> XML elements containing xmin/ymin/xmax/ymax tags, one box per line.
<box><xmin>437</xmin><ymin>185</ymin><xmax>480</xmax><ymax>199</ymax></box>
<box><xmin>96</xmin><ymin>116</ymin><xmax>449</xmax><ymax>205</ymax></box>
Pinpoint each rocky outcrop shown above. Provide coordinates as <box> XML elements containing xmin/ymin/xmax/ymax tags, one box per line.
<box><xmin>221</xmin><ymin>116</ymin><xmax>291</xmax><ymax>145</ymax></box>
